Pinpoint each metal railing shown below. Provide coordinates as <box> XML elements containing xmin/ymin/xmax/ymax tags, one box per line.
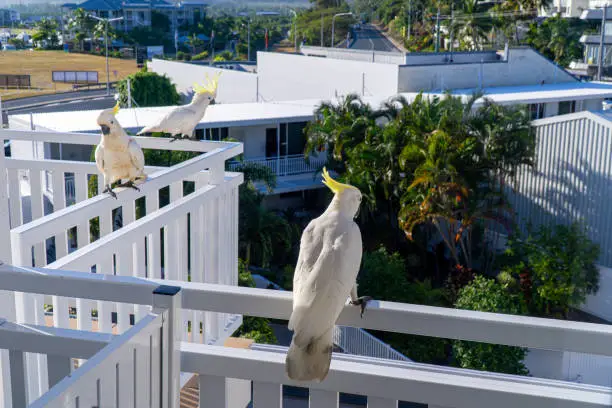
<box><xmin>228</xmin><ymin>154</ymin><xmax>326</xmax><ymax>177</ymax></box>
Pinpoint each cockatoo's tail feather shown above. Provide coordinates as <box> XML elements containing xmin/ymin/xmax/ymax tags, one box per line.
<box><xmin>322</xmin><ymin>167</ymin><xmax>352</xmax><ymax>194</ymax></box>
<box><xmin>193</xmin><ymin>72</ymin><xmax>222</xmax><ymax>94</ymax></box>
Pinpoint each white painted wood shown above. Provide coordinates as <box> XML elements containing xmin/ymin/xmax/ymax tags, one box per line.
<box><xmin>198</xmin><ymin>374</ymin><xmax>226</xmax><ymax>408</ymax></box>
<box><xmin>150</xmin><ymin>326</ymin><xmax>161</xmax><ymax>408</ymax></box>
<box><xmin>7</xmin><ymin>169</ymin><xmax>21</xmax><ymax>228</ymax></box>
<box><xmin>253</xmin><ymin>381</ymin><xmax>282</xmax><ymax>408</ymax></box>
<box><xmin>96</xmin><ymin>256</ymin><xmax>113</xmax><ymax>333</ymax></box>
<box><xmin>152</xmin><ymin>287</ymin><xmax>182</xmax><ymax>408</ymax></box>
<box><xmin>182</xmin><ymin>344</ymin><xmax>612</xmax><ymax>408</ymax></box>
<box><xmin>133</xmin><ymin>238</ymin><xmax>148</xmax><ymax>322</ymax></box>
<box><xmin>29</xmin><ymin>169</ymin><xmax>45</xmax><ymax>266</ymax></box>
<box><xmin>5</xmin><ymin>263</ymin><xmax>612</xmax><ymax>359</ymax></box>
<box><xmin>309</xmin><ymin>389</ymin><xmax>338</xmax><ymax>408</ymax></box>
<box><xmin>117</xmin><ymin>347</ymin><xmax>135</xmax><ymax>408</ymax></box>
<box><xmin>133</xmin><ymin>339</ymin><xmax>150</xmax><ymax>408</ymax></box>
<box><xmin>226</xmin><ymin>378</ymin><xmax>252</xmax><ymax>408</ymax></box>
<box><xmin>367</xmin><ymin>397</ymin><xmax>398</xmax><ymax>408</ymax></box>
<box><xmin>47</xmin><ymin>355</ymin><xmax>71</xmax><ymax>389</ymax></box>
<box><xmin>116</xmin><ymin>245</ymin><xmax>134</xmax><ymax>333</ymax></box>
<box><xmin>190</xmin><ymin>205</ymin><xmax>204</xmax><ymax>343</ymax></box>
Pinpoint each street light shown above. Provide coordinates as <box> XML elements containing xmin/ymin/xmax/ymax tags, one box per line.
<box><xmin>288</xmin><ymin>9</ymin><xmax>298</xmax><ymax>52</ymax></box>
<box><xmin>241</xmin><ymin>19</ymin><xmax>251</xmax><ymax>62</ymax></box>
<box><xmin>331</xmin><ymin>12</ymin><xmax>352</xmax><ymax>48</ymax></box>
<box><xmin>90</xmin><ymin>15</ymin><xmax>123</xmax><ymax>96</ymax></box>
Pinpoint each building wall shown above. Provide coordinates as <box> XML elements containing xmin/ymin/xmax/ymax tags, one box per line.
<box><xmin>398</xmin><ymin>48</ymin><xmax>576</xmax><ymax>92</ymax></box>
<box><xmin>228</xmin><ymin>125</ymin><xmax>268</xmax><ymax>159</ymax></box>
<box><xmin>256</xmin><ymin>52</ymin><xmax>400</xmax><ymax>101</ymax></box>
<box><xmin>149</xmin><ymin>59</ymin><xmax>258</xmax><ymax>104</ymax></box>
<box><xmin>508</xmin><ymin>111</ymin><xmax>612</xmax><ymax>268</ymax></box>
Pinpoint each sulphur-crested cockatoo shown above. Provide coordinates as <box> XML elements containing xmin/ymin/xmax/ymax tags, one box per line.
<box><xmin>95</xmin><ymin>102</ymin><xmax>146</xmax><ymax>199</ymax></box>
<box><xmin>286</xmin><ymin>168</ymin><xmax>371</xmax><ymax>382</ymax></box>
<box><xmin>137</xmin><ymin>73</ymin><xmax>220</xmax><ymax>141</ymax></box>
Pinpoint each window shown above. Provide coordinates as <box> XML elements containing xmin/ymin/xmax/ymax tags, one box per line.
<box><xmin>529</xmin><ymin>103</ymin><xmax>544</xmax><ymax>120</ymax></box>
<box><xmin>558</xmin><ymin>100</ymin><xmax>576</xmax><ymax>115</ymax></box>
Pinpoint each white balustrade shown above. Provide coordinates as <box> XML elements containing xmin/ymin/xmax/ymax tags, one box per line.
<box><xmin>2</xmin><ymin>265</ymin><xmax>612</xmax><ymax>408</ymax></box>
<box><xmin>228</xmin><ymin>154</ymin><xmax>327</xmax><ymax>176</ymax></box>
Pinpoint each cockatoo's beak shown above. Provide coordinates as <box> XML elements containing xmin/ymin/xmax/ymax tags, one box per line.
<box><xmin>210</xmin><ymin>98</ymin><xmax>216</xmax><ymax>105</ymax></box>
<box><xmin>100</xmin><ymin>125</ymin><xmax>111</xmax><ymax>135</ymax></box>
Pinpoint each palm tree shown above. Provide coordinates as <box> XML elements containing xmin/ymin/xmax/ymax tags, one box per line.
<box><xmin>451</xmin><ymin>0</ymin><xmax>491</xmax><ymax>50</ymax></box>
<box><xmin>69</xmin><ymin>8</ymin><xmax>95</xmax><ymax>51</ymax></box>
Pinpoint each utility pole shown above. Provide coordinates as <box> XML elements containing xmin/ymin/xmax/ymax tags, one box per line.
<box><xmin>407</xmin><ymin>0</ymin><xmax>412</xmax><ymax>41</ymax></box>
<box><xmin>435</xmin><ymin>7</ymin><xmax>441</xmax><ymax>53</ymax></box>
<box><xmin>90</xmin><ymin>15</ymin><xmax>123</xmax><ymax>96</ymax></box>
<box><xmin>247</xmin><ymin>20</ymin><xmax>251</xmax><ymax>61</ymax></box>
<box><xmin>289</xmin><ymin>9</ymin><xmax>297</xmax><ymax>52</ymax></box>
<box><xmin>449</xmin><ymin>8</ymin><xmax>454</xmax><ymax>61</ymax></box>
<box><xmin>598</xmin><ymin>5</ymin><xmax>608</xmax><ymax>81</ymax></box>
<box><xmin>321</xmin><ymin>12</ymin><xmax>324</xmax><ymax>47</ymax></box>
<box><xmin>127</xmin><ymin>77</ymin><xmax>132</xmax><ymax>108</ymax></box>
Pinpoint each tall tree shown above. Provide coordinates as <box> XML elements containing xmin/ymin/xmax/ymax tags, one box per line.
<box><xmin>68</xmin><ymin>8</ymin><xmax>95</xmax><ymax>51</ymax></box>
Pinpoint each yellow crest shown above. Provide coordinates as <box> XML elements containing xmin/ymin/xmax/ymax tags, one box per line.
<box><xmin>193</xmin><ymin>72</ymin><xmax>222</xmax><ymax>94</ymax></box>
<box><xmin>112</xmin><ymin>101</ymin><xmax>120</xmax><ymax>115</ymax></box>
<box><xmin>322</xmin><ymin>167</ymin><xmax>351</xmax><ymax>194</ymax></box>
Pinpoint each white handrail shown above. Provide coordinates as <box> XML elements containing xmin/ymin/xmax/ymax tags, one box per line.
<box><xmin>2</xmin><ymin>265</ymin><xmax>612</xmax><ymax>357</ymax></box>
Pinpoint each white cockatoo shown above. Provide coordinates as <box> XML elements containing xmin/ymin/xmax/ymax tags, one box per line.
<box><xmin>95</xmin><ymin>102</ymin><xmax>146</xmax><ymax>199</ymax></box>
<box><xmin>137</xmin><ymin>73</ymin><xmax>220</xmax><ymax>141</ymax></box>
<box><xmin>285</xmin><ymin>168</ymin><xmax>371</xmax><ymax>382</ymax></box>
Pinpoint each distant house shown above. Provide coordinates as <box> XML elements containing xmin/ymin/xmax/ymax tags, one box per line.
<box><xmin>61</xmin><ymin>0</ymin><xmax>207</xmax><ymax>33</ymax></box>
<box><xmin>0</xmin><ymin>8</ymin><xmax>20</xmax><ymax>25</ymax></box>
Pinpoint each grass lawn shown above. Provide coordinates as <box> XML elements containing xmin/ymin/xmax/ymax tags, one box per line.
<box><xmin>0</xmin><ymin>50</ymin><xmax>140</xmax><ymax>101</ymax></box>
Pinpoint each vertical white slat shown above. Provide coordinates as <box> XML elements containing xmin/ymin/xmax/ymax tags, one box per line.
<box><xmin>208</xmin><ymin>197</ymin><xmax>219</xmax><ymax>340</ymax></box>
<box><xmin>202</xmin><ymin>198</ymin><xmax>211</xmax><ymax>343</ymax></box>
<box><xmin>29</xmin><ymin>169</ymin><xmax>45</xmax><ymax>265</ymax></box>
<box><xmin>149</xmin><ymin>230</ymin><xmax>162</xmax><ymax>280</ymax></box>
<box><xmin>122</xmin><ymin>198</ymin><xmax>136</xmax><ymax>226</ymax></box>
<box><xmin>46</xmin><ymin>355</ymin><xmax>71</xmax><ymax>389</ymax></box>
<box><xmin>116</xmin><ymin>244</ymin><xmax>134</xmax><ymax>333</ymax></box>
<box><xmin>51</xmin><ymin>170</ymin><xmax>66</xmax><ymax>213</ymax></box>
<box><xmin>367</xmin><ymin>397</ymin><xmax>398</xmax><ymax>408</ymax></box>
<box><xmin>176</xmin><ymin>213</ymin><xmax>189</xmax><ymax>342</ymax></box>
<box><xmin>97</xmin><ymin>366</ymin><xmax>117</xmax><ymax>407</ymax></box>
<box><xmin>9</xmin><ymin>350</ymin><xmax>27</xmax><ymax>408</ymax></box>
<box><xmin>190</xmin><ymin>205</ymin><xmax>204</xmax><ymax>343</ymax></box>
<box><xmin>96</xmin><ymin>255</ymin><xmax>113</xmax><ymax>333</ymax></box>
<box><xmin>226</xmin><ymin>378</ymin><xmax>252</xmax><ymax>408</ymax></box>
<box><xmin>232</xmin><ymin>187</ymin><xmax>238</xmax><ymax>286</ymax></box>
<box><xmin>117</xmin><ymin>348</ymin><xmax>135</xmax><ymax>408</ymax></box>
<box><xmin>74</xmin><ymin>172</ymin><xmax>88</xmax><ymax>205</ymax></box>
<box><xmin>150</xmin><ymin>330</ymin><xmax>161</xmax><ymax>408</ymax></box>
<box><xmin>164</xmin><ymin>221</ymin><xmax>179</xmax><ymax>282</ymax></box>
<box><xmin>253</xmin><ymin>381</ymin><xmax>282</xmax><ymax>408</ymax></box>
<box><xmin>309</xmin><ymin>389</ymin><xmax>338</xmax><ymax>408</ymax></box>
<box><xmin>97</xmin><ymin>173</ymin><xmax>105</xmax><ymax>196</ymax></box>
<box><xmin>7</xmin><ymin>168</ymin><xmax>21</xmax><ymax>228</ymax></box>
<box><xmin>198</xmin><ymin>375</ymin><xmax>226</xmax><ymax>408</ymax></box>
<box><xmin>134</xmin><ymin>340</ymin><xmax>150</xmax><ymax>408</ymax></box>
<box><xmin>133</xmin><ymin>238</ymin><xmax>149</xmax><ymax>322</ymax></box>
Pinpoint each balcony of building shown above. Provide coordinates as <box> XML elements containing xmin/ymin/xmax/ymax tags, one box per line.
<box><xmin>0</xmin><ymin>127</ymin><xmax>612</xmax><ymax>408</ymax></box>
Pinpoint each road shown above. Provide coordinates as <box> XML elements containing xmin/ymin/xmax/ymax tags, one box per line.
<box><xmin>4</xmin><ymin>90</ymin><xmax>116</xmax><ymax>115</ymax></box>
<box><xmin>350</xmin><ymin>24</ymin><xmax>400</xmax><ymax>52</ymax></box>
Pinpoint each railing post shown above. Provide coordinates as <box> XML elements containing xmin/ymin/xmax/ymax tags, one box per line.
<box><xmin>8</xmin><ymin>350</ymin><xmax>27</xmax><ymax>408</ymax></box>
<box><xmin>153</xmin><ymin>285</ymin><xmax>182</xmax><ymax>408</ymax></box>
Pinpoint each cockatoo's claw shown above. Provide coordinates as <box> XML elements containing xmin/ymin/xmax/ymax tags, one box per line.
<box><xmin>102</xmin><ymin>185</ymin><xmax>117</xmax><ymax>199</ymax></box>
<box><xmin>117</xmin><ymin>180</ymin><xmax>140</xmax><ymax>191</ymax></box>
<box><xmin>350</xmin><ymin>296</ymin><xmax>373</xmax><ymax>318</ymax></box>
<box><xmin>169</xmin><ymin>134</ymin><xmax>183</xmax><ymax>143</ymax></box>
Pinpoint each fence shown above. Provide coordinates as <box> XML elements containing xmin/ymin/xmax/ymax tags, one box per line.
<box><xmin>227</xmin><ymin>154</ymin><xmax>326</xmax><ymax>177</ymax></box>
<box><xmin>52</xmin><ymin>71</ymin><xmax>98</xmax><ymax>84</ymax></box>
<box><xmin>0</xmin><ymin>74</ymin><xmax>30</xmax><ymax>89</ymax></box>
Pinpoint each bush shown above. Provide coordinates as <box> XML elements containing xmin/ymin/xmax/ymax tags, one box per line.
<box><xmin>176</xmin><ymin>51</ymin><xmax>187</xmax><ymax>60</ymax></box>
<box><xmin>453</xmin><ymin>276</ymin><xmax>529</xmax><ymax>375</ymax></box>
<box><xmin>116</xmin><ymin>71</ymin><xmax>180</xmax><ymax>107</ymax></box>
<box><xmin>499</xmin><ymin>223</ymin><xmax>600</xmax><ymax>318</ymax></box>
<box><xmin>358</xmin><ymin>247</ymin><xmax>451</xmax><ymax>364</ymax></box>
<box><xmin>191</xmin><ymin>50</ymin><xmax>209</xmax><ymax>61</ymax></box>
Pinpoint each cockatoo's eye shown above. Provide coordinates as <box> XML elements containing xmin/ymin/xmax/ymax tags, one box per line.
<box><xmin>110</xmin><ymin>120</ymin><xmax>114</xmax><ymax>124</ymax></box>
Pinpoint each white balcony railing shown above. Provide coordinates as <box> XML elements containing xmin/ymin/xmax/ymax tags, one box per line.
<box><xmin>0</xmin><ymin>128</ymin><xmax>243</xmax><ymax>406</ymax></box>
<box><xmin>228</xmin><ymin>154</ymin><xmax>326</xmax><ymax>177</ymax></box>
<box><xmin>1</xmin><ymin>265</ymin><xmax>612</xmax><ymax>408</ymax></box>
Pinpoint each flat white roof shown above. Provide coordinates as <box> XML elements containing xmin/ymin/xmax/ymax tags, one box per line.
<box><xmin>10</xmin><ymin>101</ymin><xmax>319</xmax><ymax>133</ymax></box>
<box><xmin>11</xmin><ymin>82</ymin><xmax>612</xmax><ymax>133</ymax></box>
<box><xmin>422</xmin><ymin>82</ymin><xmax>612</xmax><ymax>106</ymax></box>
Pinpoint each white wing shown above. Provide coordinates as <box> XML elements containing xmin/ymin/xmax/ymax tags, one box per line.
<box><xmin>289</xmin><ymin>214</ymin><xmax>362</xmax><ymax>348</ymax></box>
<box><xmin>94</xmin><ymin>143</ymin><xmax>104</xmax><ymax>174</ymax></box>
<box><xmin>138</xmin><ymin>106</ymin><xmax>198</xmax><ymax>135</ymax></box>
<box><xmin>128</xmin><ymin>139</ymin><xmax>145</xmax><ymax>174</ymax></box>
